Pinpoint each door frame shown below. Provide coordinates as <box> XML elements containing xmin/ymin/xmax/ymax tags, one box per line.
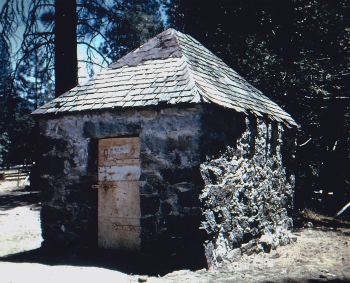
<box><xmin>96</xmin><ymin>135</ymin><xmax>142</xmax><ymax>251</ymax></box>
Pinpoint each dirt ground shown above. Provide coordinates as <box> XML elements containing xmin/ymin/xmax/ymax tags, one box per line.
<box><xmin>0</xmin><ymin>179</ymin><xmax>42</xmax><ymax>257</ymax></box>
<box><xmin>0</xmin><ymin>179</ymin><xmax>349</xmax><ymax>283</ymax></box>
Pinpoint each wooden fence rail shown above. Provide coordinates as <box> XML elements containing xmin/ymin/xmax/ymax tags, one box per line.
<box><xmin>0</xmin><ymin>164</ymin><xmax>32</xmax><ymax>182</ymax></box>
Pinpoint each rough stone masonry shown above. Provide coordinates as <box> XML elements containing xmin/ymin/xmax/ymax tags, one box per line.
<box><xmin>35</xmin><ymin>106</ymin><xmax>205</xmax><ymax>258</ymax></box>
<box><xmin>32</xmin><ymin>29</ymin><xmax>297</xmax><ymax>268</ymax></box>
<box><xmin>33</xmin><ymin>104</ymin><xmax>296</xmax><ymax>268</ymax></box>
<box><xmin>200</xmin><ymin>114</ymin><xmax>296</xmax><ymax>267</ymax></box>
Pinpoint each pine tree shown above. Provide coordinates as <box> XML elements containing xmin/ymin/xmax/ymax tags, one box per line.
<box><xmin>100</xmin><ymin>0</ymin><xmax>164</xmax><ymax>61</ymax></box>
<box><xmin>165</xmin><ymin>0</ymin><xmax>350</xmax><ymax>212</ymax></box>
<box><xmin>0</xmin><ymin>35</ymin><xmax>13</xmax><ymax>166</ymax></box>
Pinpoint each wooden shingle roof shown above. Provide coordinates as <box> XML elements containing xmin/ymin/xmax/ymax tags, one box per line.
<box><xmin>33</xmin><ymin>28</ymin><xmax>297</xmax><ymax>126</ymax></box>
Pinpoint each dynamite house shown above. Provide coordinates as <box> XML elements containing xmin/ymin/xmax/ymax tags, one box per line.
<box><xmin>32</xmin><ymin>29</ymin><xmax>297</xmax><ymax>267</ymax></box>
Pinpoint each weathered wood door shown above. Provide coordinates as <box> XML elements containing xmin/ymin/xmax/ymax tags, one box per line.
<box><xmin>98</xmin><ymin>137</ymin><xmax>141</xmax><ymax>251</ymax></box>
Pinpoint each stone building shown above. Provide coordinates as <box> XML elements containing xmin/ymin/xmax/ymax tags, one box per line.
<box><xmin>32</xmin><ymin>29</ymin><xmax>297</xmax><ymax>267</ymax></box>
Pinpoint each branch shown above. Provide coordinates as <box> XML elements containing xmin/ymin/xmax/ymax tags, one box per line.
<box><xmin>77</xmin><ymin>21</ymin><xmax>112</xmax><ymax>48</ymax></box>
<box><xmin>36</xmin><ymin>3</ymin><xmax>55</xmax><ymax>9</ymax></box>
<box><xmin>77</xmin><ymin>0</ymin><xmax>121</xmax><ymax>21</ymax></box>
<box><xmin>77</xmin><ymin>41</ymin><xmax>110</xmax><ymax>64</ymax></box>
<box><xmin>12</xmin><ymin>40</ymin><xmax>54</xmax><ymax>82</ymax></box>
<box><xmin>336</xmin><ymin>201</ymin><xmax>350</xmax><ymax>217</ymax></box>
<box><xmin>305</xmin><ymin>96</ymin><xmax>350</xmax><ymax>100</ymax></box>
<box><xmin>27</xmin><ymin>32</ymin><xmax>54</xmax><ymax>36</ymax></box>
<box><xmin>78</xmin><ymin>59</ymin><xmax>106</xmax><ymax>69</ymax></box>
<box><xmin>299</xmin><ymin>138</ymin><xmax>312</xmax><ymax>147</ymax></box>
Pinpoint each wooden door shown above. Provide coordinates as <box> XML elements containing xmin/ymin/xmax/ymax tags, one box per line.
<box><xmin>98</xmin><ymin>137</ymin><xmax>141</xmax><ymax>251</ymax></box>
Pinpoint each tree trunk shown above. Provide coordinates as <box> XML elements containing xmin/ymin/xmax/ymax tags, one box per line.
<box><xmin>54</xmin><ymin>0</ymin><xmax>78</xmax><ymax>97</ymax></box>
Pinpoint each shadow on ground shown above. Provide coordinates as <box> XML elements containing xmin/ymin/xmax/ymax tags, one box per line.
<box><xmin>263</xmin><ymin>280</ymin><xmax>350</xmax><ymax>283</ymax></box>
<box><xmin>294</xmin><ymin>208</ymin><xmax>350</xmax><ymax>233</ymax></box>
<box><xmin>0</xmin><ymin>247</ymin><xmax>207</xmax><ymax>276</ymax></box>
<box><xmin>0</xmin><ymin>187</ymin><xmax>348</xmax><ymax>282</ymax></box>
<box><xmin>0</xmin><ymin>189</ymin><xmax>40</xmax><ymax>210</ymax></box>
<box><xmin>0</xmin><ymin>184</ymin><xmax>206</xmax><ymax>277</ymax></box>
<box><xmin>2</xmin><ymin>248</ymin><xmax>349</xmax><ymax>282</ymax></box>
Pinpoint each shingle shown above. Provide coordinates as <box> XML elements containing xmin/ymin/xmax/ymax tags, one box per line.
<box><xmin>123</xmin><ymin>101</ymin><xmax>135</xmax><ymax>107</ymax></box>
<box><xmin>32</xmin><ymin>108</ymin><xmax>47</xmax><ymax>114</ymax></box>
<box><xmin>33</xmin><ymin>28</ymin><xmax>296</xmax><ymax>127</ymax></box>
<box><xmin>89</xmin><ymin>102</ymin><xmax>104</xmax><ymax>110</ymax></box>
<box><xmin>132</xmin><ymin>100</ymin><xmax>146</xmax><ymax>107</ymax></box>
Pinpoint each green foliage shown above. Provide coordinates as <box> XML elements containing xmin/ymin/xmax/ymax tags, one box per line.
<box><xmin>1</xmin><ymin>0</ymin><xmax>348</xmax><ymax>213</ymax></box>
<box><xmin>99</xmin><ymin>0</ymin><xmax>164</xmax><ymax>62</ymax></box>
<box><xmin>0</xmin><ymin>132</ymin><xmax>10</xmax><ymax>166</ymax></box>
<box><xmin>0</xmin><ymin>35</ymin><xmax>12</xmax><ymax>166</ymax></box>
<box><xmin>0</xmin><ymin>0</ymin><xmax>165</xmax><ymax>98</ymax></box>
<box><xmin>166</xmin><ymin>0</ymin><xmax>350</xmax><ymax>212</ymax></box>
<box><xmin>0</xmin><ymin>35</ymin><xmax>35</xmax><ymax>167</ymax></box>
<box><xmin>0</xmin><ymin>0</ymin><xmax>164</xmax><ymax>166</ymax></box>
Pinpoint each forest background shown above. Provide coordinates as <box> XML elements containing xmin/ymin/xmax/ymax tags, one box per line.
<box><xmin>0</xmin><ymin>0</ymin><xmax>349</xmax><ymax>215</ymax></box>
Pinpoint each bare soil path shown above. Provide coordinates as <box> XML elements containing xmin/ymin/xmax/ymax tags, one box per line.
<box><xmin>0</xmin><ymin>179</ymin><xmax>42</xmax><ymax>257</ymax></box>
<box><xmin>0</xmin><ymin>179</ymin><xmax>349</xmax><ymax>283</ymax></box>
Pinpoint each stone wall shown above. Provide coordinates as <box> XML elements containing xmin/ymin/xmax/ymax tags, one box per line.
<box><xmin>199</xmin><ymin>113</ymin><xmax>295</xmax><ymax>267</ymax></box>
<box><xmin>34</xmin><ymin>106</ymin><xmax>205</xmax><ymax>257</ymax></box>
<box><xmin>34</xmin><ymin>104</ymin><xmax>295</xmax><ymax>267</ymax></box>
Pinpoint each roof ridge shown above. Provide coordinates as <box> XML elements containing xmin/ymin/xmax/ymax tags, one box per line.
<box><xmin>173</xmin><ymin>31</ymin><xmax>297</xmax><ymax>126</ymax></box>
<box><xmin>109</xmin><ymin>28</ymin><xmax>183</xmax><ymax>69</ymax></box>
<box><xmin>176</xmin><ymin>32</ymin><xmax>248</xmax><ymax>113</ymax></box>
<box><xmin>171</xmin><ymin>30</ymin><xmax>204</xmax><ymax>103</ymax></box>
<box><xmin>32</xmin><ymin>28</ymin><xmax>297</xmax><ymax>127</ymax></box>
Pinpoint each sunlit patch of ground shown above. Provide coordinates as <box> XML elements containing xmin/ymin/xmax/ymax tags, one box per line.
<box><xmin>0</xmin><ymin>205</ymin><xmax>42</xmax><ymax>257</ymax></box>
<box><xmin>0</xmin><ymin>263</ymin><xmax>131</xmax><ymax>283</ymax></box>
<box><xmin>143</xmin><ymin>228</ymin><xmax>350</xmax><ymax>283</ymax></box>
<box><xmin>0</xmin><ymin>178</ymin><xmax>28</xmax><ymax>193</ymax></box>
<box><xmin>0</xmin><ymin>178</ymin><xmax>349</xmax><ymax>283</ymax></box>
<box><xmin>0</xmin><ymin>177</ymin><xmax>42</xmax><ymax>257</ymax></box>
